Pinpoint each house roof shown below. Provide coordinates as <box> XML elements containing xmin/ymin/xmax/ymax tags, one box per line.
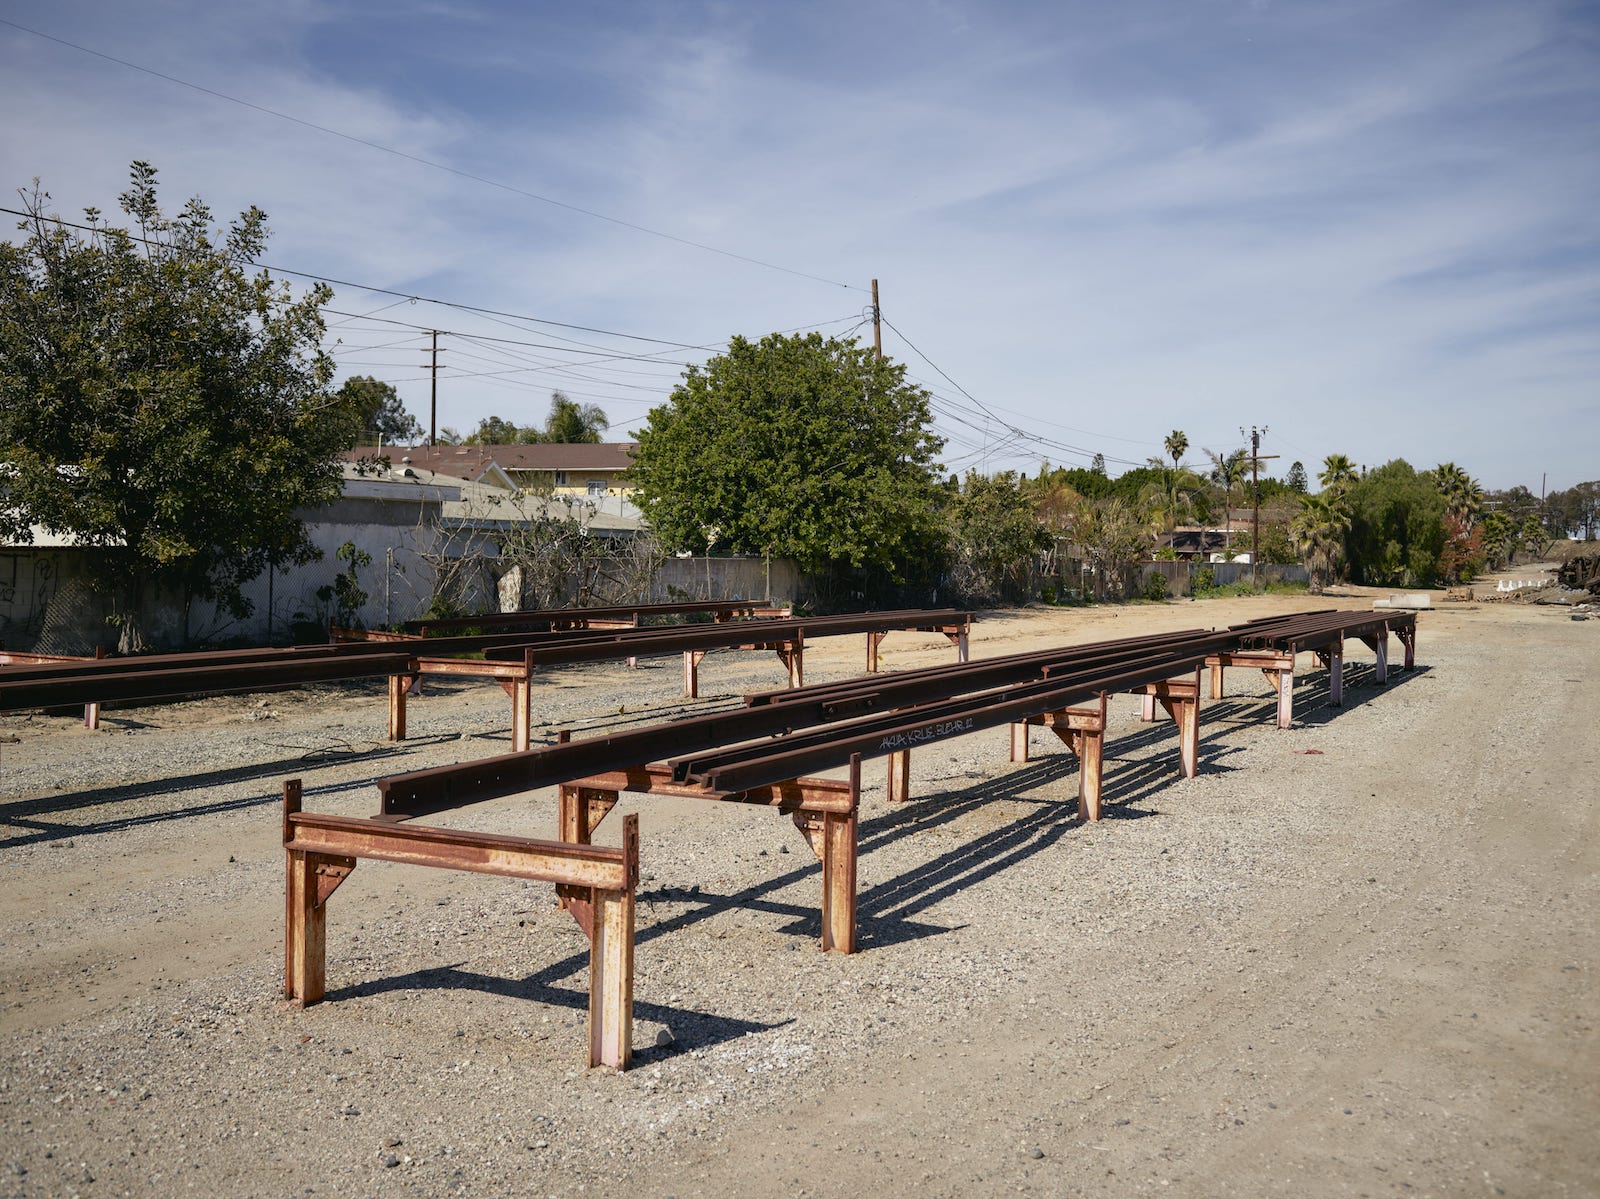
<box><xmin>341</xmin><ymin>443</ymin><xmax>637</xmax><ymax>482</ymax></box>
<box><xmin>338</xmin><ymin>461</ymin><xmax>645</xmax><ymax>536</ymax></box>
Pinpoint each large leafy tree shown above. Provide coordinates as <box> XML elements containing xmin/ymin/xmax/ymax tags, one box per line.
<box><xmin>336</xmin><ymin>375</ymin><xmax>421</xmax><ymax>445</ymax></box>
<box><xmin>463</xmin><ymin>392</ymin><xmax>609</xmax><ymax>445</ymax></box>
<box><xmin>628</xmin><ymin>332</ymin><xmax>945</xmax><ymax>577</ymax></box>
<box><xmin>944</xmin><ymin>470</ymin><xmax>1051</xmax><ymax>604</ymax></box>
<box><xmin>0</xmin><ymin>163</ymin><xmax>353</xmax><ymax>649</ymax></box>
<box><xmin>1545</xmin><ymin>480</ymin><xmax>1599</xmax><ymax>540</ymax></box>
<box><xmin>465</xmin><ymin>414</ymin><xmax>534</xmax><ymax>445</ymax></box>
<box><xmin>1344</xmin><ymin>459</ymin><xmax>1447</xmax><ymax>586</ymax></box>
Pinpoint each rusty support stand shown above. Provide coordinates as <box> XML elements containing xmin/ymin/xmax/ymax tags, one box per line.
<box><xmin>795</xmin><ymin>755</ymin><xmax>860</xmax><ymax>954</ymax></box>
<box><xmin>1315</xmin><ymin>644</ymin><xmax>1345</xmax><ymax>707</ymax></box>
<box><xmin>556</xmin><ymin>764</ymin><xmax>858</xmax><ymax>953</ymax></box>
<box><xmin>1010</xmin><ymin>692</ymin><xmax>1108</xmax><ymax>820</ymax></box>
<box><xmin>513</xmin><ymin>656</ymin><xmax>534</xmax><ymax>751</ymax></box>
<box><xmin>387</xmin><ymin>674</ymin><xmax>410</xmax><ymax>741</ymax></box>
<box><xmin>283</xmin><ymin>780</ymin><xmax>638</xmax><ymax>1069</ymax></box>
<box><xmin>778</xmin><ymin>635</ymin><xmax>804</xmax><ymax>689</ymax></box>
<box><xmin>886</xmin><ymin>749</ymin><xmax>911</xmax><ymax>803</ymax></box>
<box><xmin>1359</xmin><ymin>632</ymin><xmax>1390</xmax><ymax>684</ymax></box>
<box><xmin>1206</xmin><ymin>650</ymin><xmax>1297</xmax><ymax>729</ymax></box>
<box><xmin>1141</xmin><ymin>669</ymin><xmax>1202</xmax><ymax>778</ymax></box>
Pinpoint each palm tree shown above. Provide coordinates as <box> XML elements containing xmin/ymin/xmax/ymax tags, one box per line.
<box><xmin>1319</xmin><ymin>453</ymin><xmax>1358</xmax><ymax>491</ymax></box>
<box><xmin>1432</xmin><ymin>462</ymin><xmax>1482</xmax><ymax>531</ymax></box>
<box><xmin>1137</xmin><ymin>464</ymin><xmax>1206</xmax><ymax>539</ymax></box>
<box><xmin>1204</xmin><ymin>447</ymin><xmax>1248</xmax><ymax>553</ymax></box>
<box><xmin>1290</xmin><ymin>491</ymin><xmax>1350</xmax><ymax>595</ymax></box>
<box><xmin>1163</xmin><ymin>430</ymin><xmax>1189</xmax><ymax>470</ymax></box>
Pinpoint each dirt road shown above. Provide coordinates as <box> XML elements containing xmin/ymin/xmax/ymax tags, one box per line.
<box><xmin>2</xmin><ymin>585</ymin><xmax>1595</xmax><ymax>1198</ymax></box>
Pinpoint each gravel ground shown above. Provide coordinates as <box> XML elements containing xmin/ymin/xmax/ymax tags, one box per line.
<box><xmin>2</xmin><ymin>583</ymin><xmax>1596</xmax><ymax>1199</ymax></box>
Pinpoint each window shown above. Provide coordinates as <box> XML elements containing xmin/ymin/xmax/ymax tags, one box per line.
<box><xmin>587</xmin><ymin>480</ymin><xmax>606</xmax><ymax>497</ymax></box>
<box><xmin>553</xmin><ymin>470</ymin><xmax>568</xmax><ymax>486</ymax></box>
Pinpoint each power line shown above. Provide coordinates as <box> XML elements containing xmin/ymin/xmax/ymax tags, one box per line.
<box><xmin>0</xmin><ymin>203</ymin><xmax>732</xmax><ymax>352</ymax></box>
<box><xmin>882</xmin><ymin>315</ymin><xmax>1147</xmax><ymax>470</ymax></box>
<box><xmin>0</xmin><ymin>17</ymin><xmax>865</xmax><ymax>294</ymax></box>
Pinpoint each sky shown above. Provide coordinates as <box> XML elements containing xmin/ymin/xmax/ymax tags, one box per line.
<box><xmin>1</xmin><ymin>0</ymin><xmax>1596</xmax><ymax>491</ymax></box>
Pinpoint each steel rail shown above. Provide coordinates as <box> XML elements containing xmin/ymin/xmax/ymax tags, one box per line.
<box><xmin>743</xmin><ymin>628</ymin><xmax>1218</xmax><ymax>708</ymax></box>
<box><xmin>404</xmin><ymin>598</ymin><xmax>788</xmax><ymax>635</ymax></box>
<box><xmin>376</xmin><ymin>632</ymin><xmax>1225</xmax><ymax>818</ymax></box>
<box><xmin>479</xmin><ymin>609</ymin><xmax>971</xmax><ymax>668</ymax></box>
<box><xmin>0</xmin><ymin>652</ymin><xmax>418</xmax><ymax>710</ymax></box>
<box><xmin>686</xmin><ymin>652</ymin><xmax>1215</xmax><ymax>793</ymax></box>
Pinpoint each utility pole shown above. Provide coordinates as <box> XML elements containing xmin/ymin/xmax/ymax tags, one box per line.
<box><xmin>871</xmin><ymin>278</ymin><xmax>882</xmax><ymax>363</ymax></box>
<box><xmin>429</xmin><ymin>330</ymin><xmax>439</xmax><ymax>446</ymax></box>
<box><xmin>1241</xmin><ymin>425</ymin><xmax>1279</xmax><ymax>588</ymax></box>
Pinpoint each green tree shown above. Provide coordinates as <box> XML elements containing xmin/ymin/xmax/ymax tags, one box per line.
<box><xmin>1480</xmin><ymin>510</ymin><xmax>1516</xmax><ymax>571</ymax></box>
<box><xmin>1203</xmin><ymin>447</ymin><xmax>1249</xmax><ymax>551</ymax></box>
<box><xmin>465</xmin><ymin>414</ymin><xmax>536</xmax><ymax>445</ymax></box>
<box><xmin>628</xmin><ymin>332</ymin><xmax>945</xmax><ymax>577</ymax></box>
<box><xmin>1518</xmin><ymin>513</ymin><xmax>1552</xmax><ymax>558</ymax></box>
<box><xmin>944</xmin><ymin>470</ymin><xmax>1051</xmax><ymax>604</ymax></box>
<box><xmin>1071</xmin><ymin>497</ymin><xmax>1147</xmax><ymax>599</ymax></box>
<box><xmin>0</xmin><ymin>163</ymin><xmax>350</xmax><ymax>650</ymax></box>
<box><xmin>1344</xmin><ymin>460</ymin><xmax>1446</xmax><ymax>586</ymax></box>
<box><xmin>335</xmin><ymin>375</ymin><xmax>420</xmax><ymax>445</ymax></box>
<box><xmin>543</xmin><ymin>391</ymin><xmax>609</xmax><ymax>443</ymax></box>
<box><xmin>1137</xmin><ymin>461</ymin><xmax>1208</xmax><ymax>536</ymax></box>
<box><xmin>1290</xmin><ymin>491</ymin><xmax>1350</xmax><ymax>595</ymax></box>
<box><xmin>1163</xmin><ymin>430</ymin><xmax>1188</xmax><ymax>470</ymax></box>
<box><xmin>1285</xmin><ymin>460</ymin><xmax>1308</xmax><ymax>494</ymax></box>
<box><xmin>1545</xmin><ymin>481</ymin><xmax>1599</xmax><ymax>540</ymax></box>
<box><xmin>1319</xmin><ymin>453</ymin><xmax>1358</xmax><ymax>491</ymax></box>
<box><xmin>1432</xmin><ymin>462</ymin><xmax>1483</xmax><ymax>531</ymax></box>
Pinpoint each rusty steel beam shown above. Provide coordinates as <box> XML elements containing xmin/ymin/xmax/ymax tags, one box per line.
<box><xmin>405</xmin><ymin>598</ymin><xmax>790</xmax><ymax>636</ymax></box>
<box><xmin>0</xmin><ymin>652</ymin><xmax>418</xmax><ymax>711</ymax></box>
<box><xmin>376</xmin><ymin>629</ymin><xmax>1217</xmax><ymax>819</ymax></box>
<box><xmin>477</xmin><ymin>609</ymin><xmax>970</xmax><ymax>669</ymax></box>
<box><xmin>745</xmin><ymin>628</ymin><xmax>1221</xmax><ymax>709</ymax></box>
<box><xmin>681</xmin><ymin>651</ymin><xmax>1220</xmax><ymax>793</ymax></box>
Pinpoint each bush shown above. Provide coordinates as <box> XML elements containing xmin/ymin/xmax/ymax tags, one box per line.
<box><xmin>1142</xmin><ymin>572</ymin><xmax>1170</xmax><ymax>601</ymax></box>
<box><xmin>1193</xmin><ymin>566</ymin><xmax>1216</xmax><ymax>593</ymax></box>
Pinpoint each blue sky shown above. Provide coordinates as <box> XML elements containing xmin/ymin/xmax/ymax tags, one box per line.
<box><xmin>2</xmin><ymin>0</ymin><xmax>1595</xmax><ymax>490</ymax></box>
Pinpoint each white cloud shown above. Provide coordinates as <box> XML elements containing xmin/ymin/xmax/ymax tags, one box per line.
<box><xmin>1</xmin><ymin>0</ymin><xmax>1594</xmax><ymax>488</ymax></box>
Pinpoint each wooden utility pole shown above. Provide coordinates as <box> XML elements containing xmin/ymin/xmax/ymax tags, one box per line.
<box><xmin>871</xmin><ymin>278</ymin><xmax>882</xmax><ymax>363</ymax></box>
<box><xmin>429</xmin><ymin>330</ymin><xmax>439</xmax><ymax>446</ymax></box>
<box><xmin>1242</xmin><ymin>425</ymin><xmax>1279</xmax><ymax>588</ymax></box>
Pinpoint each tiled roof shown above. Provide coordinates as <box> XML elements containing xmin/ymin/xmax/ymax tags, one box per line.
<box><xmin>340</xmin><ymin>442</ymin><xmax>637</xmax><ymax>481</ymax></box>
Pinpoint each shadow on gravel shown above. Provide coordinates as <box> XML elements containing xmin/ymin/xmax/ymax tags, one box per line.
<box><xmin>0</xmin><ymin>735</ymin><xmax>462</xmax><ymax>848</ymax></box>
<box><xmin>328</xmin><ymin>967</ymin><xmax>787</xmax><ymax>1056</ymax></box>
<box><xmin>1291</xmin><ymin>662</ymin><xmax>1431</xmax><ymax>726</ymax></box>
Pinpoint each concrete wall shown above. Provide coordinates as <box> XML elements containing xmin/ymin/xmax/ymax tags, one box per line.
<box><xmin>0</xmin><ymin>543</ymin><xmax>811</xmax><ymax>652</ymax></box>
<box><xmin>0</xmin><ymin>487</ymin><xmax>460</xmax><ymax>651</ymax></box>
<box><xmin>646</xmin><ymin>556</ymin><xmax>809</xmax><ymax>605</ymax></box>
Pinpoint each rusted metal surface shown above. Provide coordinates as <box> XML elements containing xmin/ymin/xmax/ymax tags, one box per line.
<box><xmin>0</xmin><ymin>651</ymin><xmax>419</xmax><ymax>711</ymax></box>
<box><xmin>670</xmin><ymin>648</ymin><xmax>1222</xmax><ymax>793</ymax></box>
<box><xmin>477</xmin><ymin>609</ymin><xmax>971</xmax><ymax>668</ymax></box>
<box><xmin>404</xmin><ymin>598</ymin><xmax>792</xmax><ymax>636</ymax></box>
<box><xmin>376</xmin><ymin>628</ymin><xmax>1224</xmax><ymax>819</ymax></box>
